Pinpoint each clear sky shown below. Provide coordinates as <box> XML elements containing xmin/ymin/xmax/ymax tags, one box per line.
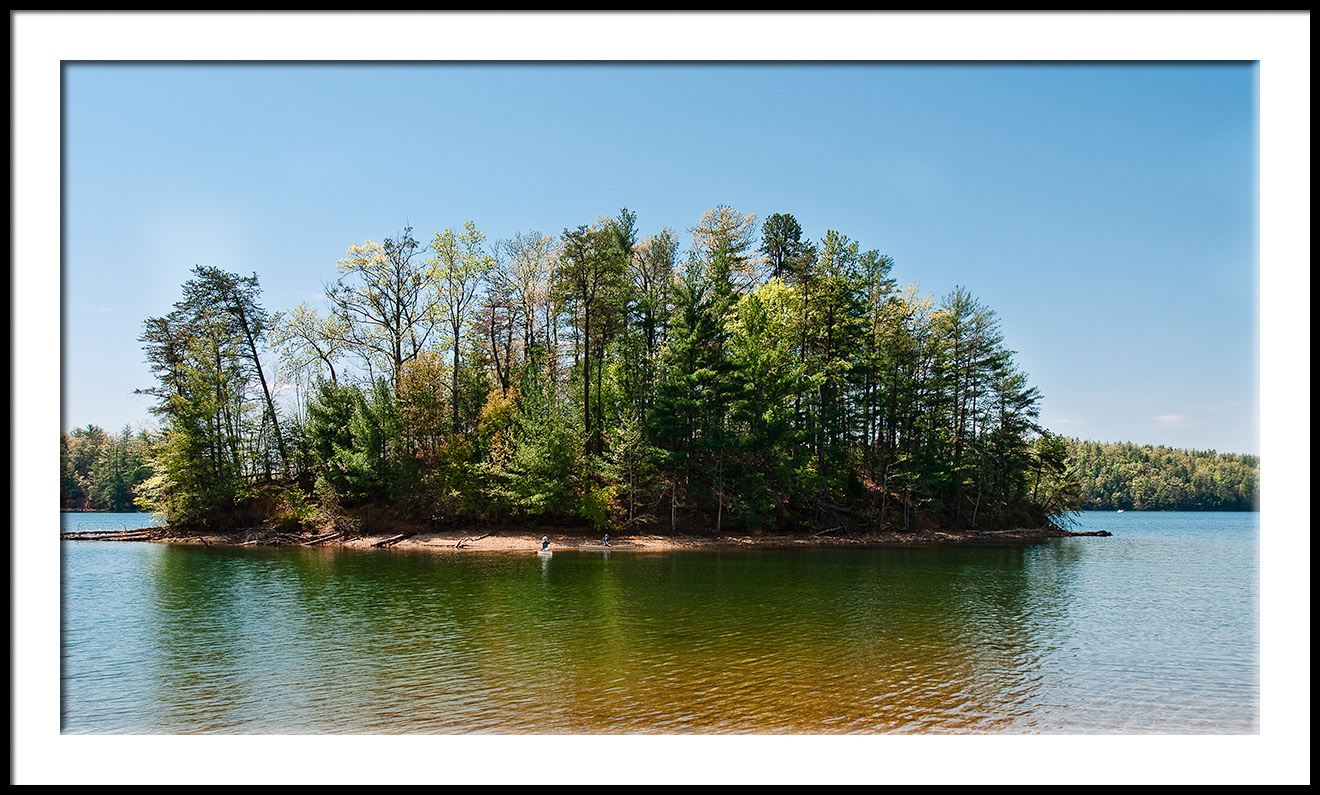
<box><xmin>62</xmin><ymin>59</ymin><xmax>1260</xmax><ymax>453</ymax></box>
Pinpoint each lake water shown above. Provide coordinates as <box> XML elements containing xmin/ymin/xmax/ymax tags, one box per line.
<box><xmin>60</xmin><ymin>511</ymin><xmax>1258</xmax><ymax>735</ymax></box>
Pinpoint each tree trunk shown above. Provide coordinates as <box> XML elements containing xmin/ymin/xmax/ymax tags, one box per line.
<box><xmin>452</xmin><ymin>324</ymin><xmax>461</xmax><ymax>436</ymax></box>
<box><xmin>233</xmin><ymin>299</ymin><xmax>288</xmax><ymax>478</ymax></box>
<box><xmin>582</xmin><ymin>304</ymin><xmax>592</xmax><ymax>453</ymax></box>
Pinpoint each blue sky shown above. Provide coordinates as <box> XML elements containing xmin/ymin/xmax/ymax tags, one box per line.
<box><xmin>62</xmin><ymin>60</ymin><xmax>1260</xmax><ymax>453</ymax></box>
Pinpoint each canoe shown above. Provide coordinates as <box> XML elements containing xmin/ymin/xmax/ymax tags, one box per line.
<box><xmin>537</xmin><ymin>549</ymin><xmax>553</xmax><ymax>557</ymax></box>
<box><xmin>577</xmin><ymin>543</ymin><xmax>638</xmax><ymax>550</ymax></box>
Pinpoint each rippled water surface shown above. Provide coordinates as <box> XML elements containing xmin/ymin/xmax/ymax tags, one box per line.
<box><xmin>61</xmin><ymin>511</ymin><xmax>1258</xmax><ymax>734</ymax></box>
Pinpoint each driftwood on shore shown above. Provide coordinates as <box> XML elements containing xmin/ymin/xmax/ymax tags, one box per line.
<box><xmin>236</xmin><ymin>529</ymin><xmax>333</xmax><ymax>547</ymax></box>
<box><xmin>372</xmin><ymin>532</ymin><xmax>414</xmax><ymax>548</ymax></box>
<box><xmin>239</xmin><ymin>532</ymin><xmax>305</xmax><ymax>546</ymax></box>
<box><xmin>455</xmin><ymin>533</ymin><xmax>489</xmax><ymax>549</ymax></box>
<box><xmin>304</xmin><ymin>530</ymin><xmax>345</xmax><ymax>546</ymax></box>
<box><xmin>810</xmin><ymin>525</ymin><xmax>851</xmax><ymax>538</ymax></box>
<box><xmin>61</xmin><ymin>528</ymin><xmax>158</xmax><ymax>542</ymax></box>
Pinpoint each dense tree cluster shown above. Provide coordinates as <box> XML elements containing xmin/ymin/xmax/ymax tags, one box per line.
<box><xmin>60</xmin><ymin>425</ymin><xmax>154</xmax><ymax>512</ymax></box>
<box><xmin>117</xmin><ymin>208</ymin><xmax>1089</xmax><ymax>533</ymax></box>
<box><xmin>1066</xmin><ymin>439</ymin><xmax>1259</xmax><ymax>511</ymax></box>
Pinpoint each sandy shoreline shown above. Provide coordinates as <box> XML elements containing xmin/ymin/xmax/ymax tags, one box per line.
<box><xmin>89</xmin><ymin>523</ymin><xmax>1106</xmax><ymax>551</ymax></box>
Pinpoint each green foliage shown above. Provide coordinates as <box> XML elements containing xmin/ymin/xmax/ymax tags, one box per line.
<box><xmin>117</xmin><ymin>205</ymin><xmax>1175</xmax><ymax>535</ymax></box>
<box><xmin>327</xmin><ymin>227</ymin><xmax>436</xmax><ymax>389</ymax></box>
<box><xmin>396</xmin><ymin>350</ymin><xmax>449</xmax><ymax>461</ymax></box>
<box><xmin>1029</xmin><ymin>431</ymin><xmax>1083</xmax><ymax>524</ymax></box>
<box><xmin>133</xmin><ymin>410</ymin><xmax>248</xmax><ymax>528</ymax></box>
<box><xmin>132</xmin><ymin>266</ymin><xmax>286</xmax><ymax>527</ymax></box>
<box><xmin>61</xmin><ymin>425</ymin><xmax>154</xmax><ymax>512</ymax></box>
<box><xmin>1066</xmin><ymin>439</ymin><xmax>1258</xmax><ymax>511</ymax></box>
<box><xmin>650</xmin><ymin>249</ymin><xmax>738</xmax><ymax>528</ymax></box>
<box><xmin>430</xmin><ymin>220</ymin><xmax>494</xmax><ymax>436</ymax></box>
<box><xmin>580</xmin><ymin>483</ymin><xmax>620</xmax><ymax>531</ymax></box>
<box><xmin>310</xmin><ymin>476</ymin><xmax>362</xmax><ymax>536</ymax></box>
<box><xmin>555</xmin><ymin>213</ymin><xmax>631</xmax><ymax>456</ymax></box>
<box><xmin>482</xmin><ymin>366</ymin><xmax>584</xmax><ymax>520</ymax></box>
<box><xmin>334</xmin><ymin>377</ymin><xmax>408</xmax><ymax>504</ymax></box>
<box><xmin>601</xmin><ymin>413</ymin><xmax>664</xmax><ymax>526</ymax></box>
<box><xmin>272</xmin><ymin>486</ymin><xmax>318</xmax><ymax>531</ymax></box>
<box><xmin>304</xmin><ymin>378</ymin><xmax>360</xmax><ymax>480</ymax></box>
<box><xmin>303</xmin><ymin>376</ymin><xmax>419</xmax><ymax>509</ymax></box>
<box><xmin>723</xmin><ymin>279</ymin><xmax>803</xmax><ymax>528</ymax></box>
<box><xmin>759</xmin><ymin>212</ymin><xmax>812</xmax><ymax>282</ymax></box>
<box><xmin>424</xmin><ymin>438</ymin><xmax>482</xmax><ymax>518</ymax></box>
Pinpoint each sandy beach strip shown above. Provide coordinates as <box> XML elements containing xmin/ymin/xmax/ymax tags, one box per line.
<box><xmin>142</xmin><ymin>524</ymin><xmax>1086</xmax><ymax>551</ymax></box>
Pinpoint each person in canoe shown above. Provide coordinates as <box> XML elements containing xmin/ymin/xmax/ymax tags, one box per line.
<box><xmin>541</xmin><ymin>535</ymin><xmax>550</xmax><ymax>551</ymax></box>
<box><xmin>602</xmin><ymin>533</ymin><xmax>609</xmax><ymax>547</ymax></box>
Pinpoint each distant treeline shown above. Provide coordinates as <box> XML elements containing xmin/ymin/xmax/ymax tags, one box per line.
<box><xmin>1066</xmin><ymin>439</ymin><xmax>1259</xmax><ymax>511</ymax></box>
<box><xmin>61</xmin><ymin>425</ymin><xmax>155</xmax><ymax>512</ymax></box>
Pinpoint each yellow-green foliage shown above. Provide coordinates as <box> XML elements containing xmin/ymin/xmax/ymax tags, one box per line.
<box><xmin>580</xmin><ymin>484</ymin><xmax>621</xmax><ymax>531</ymax></box>
<box><xmin>274</xmin><ymin>487</ymin><xmax>318</xmax><ymax>531</ymax></box>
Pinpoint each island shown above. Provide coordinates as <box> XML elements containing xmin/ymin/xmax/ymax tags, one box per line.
<box><xmin>60</xmin><ymin>208</ymin><xmax>1251</xmax><ymax>550</ymax></box>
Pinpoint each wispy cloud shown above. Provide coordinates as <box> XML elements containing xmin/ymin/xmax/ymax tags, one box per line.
<box><xmin>1153</xmin><ymin>413</ymin><xmax>1188</xmax><ymax>424</ymax></box>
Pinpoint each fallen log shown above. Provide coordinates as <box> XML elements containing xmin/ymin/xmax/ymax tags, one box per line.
<box><xmin>810</xmin><ymin>525</ymin><xmax>849</xmax><ymax>538</ymax></box>
<box><xmin>812</xmin><ymin>499</ymin><xmax>854</xmax><ymax>515</ymax></box>
<box><xmin>304</xmin><ymin>531</ymin><xmax>344</xmax><ymax>546</ymax></box>
<box><xmin>63</xmin><ymin>528</ymin><xmax>158</xmax><ymax>542</ymax></box>
<box><xmin>62</xmin><ymin>528</ymin><xmax>156</xmax><ymax>539</ymax></box>
<box><xmin>372</xmin><ymin>532</ymin><xmax>414</xmax><ymax>548</ymax></box>
<box><xmin>621</xmin><ymin>513</ymin><xmax>658</xmax><ymax>530</ymax></box>
<box><xmin>238</xmin><ymin>529</ymin><xmax>275</xmax><ymax>546</ymax></box>
<box><xmin>455</xmin><ymin>533</ymin><xmax>489</xmax><ymax>549</ymax></box>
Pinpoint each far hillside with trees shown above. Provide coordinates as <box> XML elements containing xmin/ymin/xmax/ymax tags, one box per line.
<box><xmin>1066</xmin><ymin>439</ymin><xmax>1259</xmax><ymax>511</ymax></box>
<box><xmin>60</xmin><ymin>424</ymin><xmax>155</xmax><ymax>512</ymax></box>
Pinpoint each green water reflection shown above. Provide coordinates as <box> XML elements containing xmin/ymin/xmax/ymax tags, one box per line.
<box><xmin>63</xmin><ymin>515</ymin><xmax>1257</xmax><ymax>734</ymax></box>
<box><xmin>130</xmin><ymin>544</ymin><xmax>1078</xmax><ymax>733</ymax></box>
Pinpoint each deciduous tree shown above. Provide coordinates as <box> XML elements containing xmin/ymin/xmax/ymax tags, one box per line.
<box><xmin>325</xmin><ymin>226</ymin><xmax>436</xmax><ymax>389</ymax></box>
<box><xmin>430</xmin><ymin>221</ymin><xmax>493</xmax><ymax>435</ymax></box>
